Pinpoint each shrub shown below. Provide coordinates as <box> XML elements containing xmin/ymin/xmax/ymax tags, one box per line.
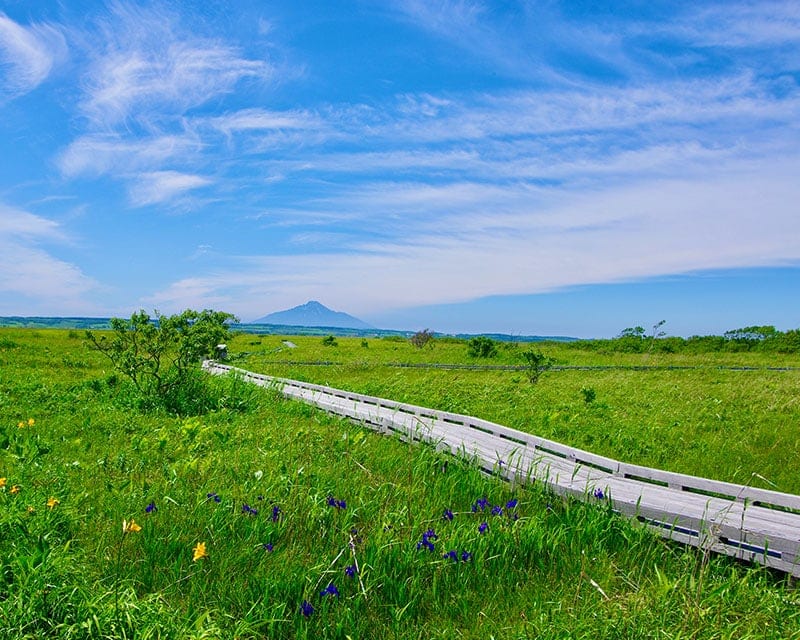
<box><xmin>322</xmin><ymin>335</ymin><xmax>338</xmax><ymax>347</ymax></box>
<box><xmin>85</xmin><ymin>309</ymin><xmax>237</xmax><ymax>415</ymax></box>
<box><xmin>467</xmin><ymin>336</ymin><xmax>498</xmax><ymax>358</ymax></box>
<box><xmin>519</xmin><ymin>349</ymin><xmax>554</xmax><ymax>384</ymax></box>
<box><xmin>410</xmin><ymin>329</ymin><xmax>434</xmax><ymax>349</ymax></box>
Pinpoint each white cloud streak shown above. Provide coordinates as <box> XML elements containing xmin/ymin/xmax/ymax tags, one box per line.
<box><xmin>80</xmin><ymin>3</ymin><xmax>270</xmax><ymax>129</ymax></box>
<box><xmin>0</xmin><ymin>12</ymin><xmax>66</xmax><ymax>99</ymax></box>
<box><xmin>145</xmin><ymin>154</ymin><xmax>800</xmax><ymax>318</ymax></box>
<box><xmin>129</xmin><ymin>171</ymin><xmax>212</xmax><ymax>206</ymax></box>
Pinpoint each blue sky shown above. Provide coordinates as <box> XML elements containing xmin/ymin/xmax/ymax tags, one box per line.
<box><xmin>1</xmin><ymin>1</ymin><xmax>798</xmax><ymax>338</ymax></box>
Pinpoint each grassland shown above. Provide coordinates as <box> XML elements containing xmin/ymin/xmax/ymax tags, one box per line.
<box><xmin>238</xmin><ymin>333</ymin><xmax>800</xmax><ymax>495</ymax></box>
<box><xmin>1</xmin><ymin>328</ymin><xmax>799</xmax><ymax>639</ymax></box>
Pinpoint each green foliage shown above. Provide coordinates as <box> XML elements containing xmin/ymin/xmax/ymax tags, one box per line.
<box><xmin>466</xmin><ymin>336</ymin><xmax>498</xmax><ymax>358</ymax></box>
<box><xmin>519</xmin><ymin>349</ymin><xmax>554</xmax><ymax>384</ymax></box>
<box><xmin>85</xmin><ymin>309</ymin><xmax>236</xmax><ymax>415</ymax></box>
<box><xmin>581</xmin><ymin>386</ymin><xmax>596</xmax><ymax>403</ymax></box>
<box><xmin>321</xmin><ymin>335</ymin><xmax>338</xmax><ymax>347</ymax></box>
<box><xmin>409</xmin><ymin>328</ymin><xmax>434</xmax><ymax>349</ymax></box>
<box><xmin>1</xmin><ymin>328</ymin><xmax>799</xmax><ymax>638</ymax></box>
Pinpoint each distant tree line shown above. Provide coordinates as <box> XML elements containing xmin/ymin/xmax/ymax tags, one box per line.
<box><xmin>571</xmin><ymin>324</ymin><xmax>800</xmax><ymax>354</ymax></box>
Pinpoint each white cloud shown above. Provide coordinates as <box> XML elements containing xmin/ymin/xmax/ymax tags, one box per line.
<box><xmin>0</xmin><ymin>12</ymin><xmax>66</xmax><ymax>99</ymax></box>
<box><xmin>129</xmin><ymin>171</ymin><xmax>212</xmax><ymax>206</ymax></box>
<box><xmin>80</xmin><ymin>3</ymin><xmax>271</xmax><ymax>128</ymax></box>
<box><xmin>672</xmin><ymin>1</ymin><xmax>800</xmax><ymax>48</ymax></box>
<box><xmin>0</xmin><ymin>205</ymin><xmax>99</xmax><ymax>314</ymax></box>
<box><xmin>144</xmin><ymin>155</ymin><xmax>800</xmax><ymax>319</ymax></box>
<box><xmin>58</xmin><ymin>133</ymin><xmax>202</xmax><ymax>178</ymax></box>
<box><xmin>204</xmin><ymin>108</ymin><xmax>322</xmax><ymax>135</ymax></box>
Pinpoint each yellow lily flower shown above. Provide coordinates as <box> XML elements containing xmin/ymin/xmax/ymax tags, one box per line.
<box><xmin>192</xmin><ymin>541</ymin><xmax>208</xmax><ymax>561</ymax></box>
<box><xmin>123</xmin><ymin>519</ymin><xmax>142</xmax><ymax>534</ymax></box>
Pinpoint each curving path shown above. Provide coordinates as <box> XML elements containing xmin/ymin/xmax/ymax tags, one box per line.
<box><xmin>204</xmin><ymin>361</ymin><xmax>800</xmax><ymax>577</ymax></box>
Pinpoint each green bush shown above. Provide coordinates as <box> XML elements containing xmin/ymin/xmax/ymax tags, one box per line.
<box><xmin>519</xmin><ymin>349</ymin><xmax>554</xmax><ymax>384</ymax></box>
<box><xmin>85</xmin><ymin>309</ymin><xmax>237</xmax><ymax>415</ymax></box>
<box><xmin>467</xmin><ymin>336</ymin><xmax>498</xmax><ymax>358</ymax></box>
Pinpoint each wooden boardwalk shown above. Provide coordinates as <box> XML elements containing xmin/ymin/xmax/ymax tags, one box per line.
<box><xmin>204</xmin><ymin>361</ymin><xmax>800</xmax><ymax>577</ymax></box>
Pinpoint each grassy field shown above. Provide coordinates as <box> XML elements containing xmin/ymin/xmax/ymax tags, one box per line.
<box><xmin>237</xmin><ymin>333</ymin><xmax>800</xmax><ymax>495</ymax></box>
<box><xmin>1</xmin><ymin>328</ymin><xmax>799</xmax><ymax>639</ymax></box>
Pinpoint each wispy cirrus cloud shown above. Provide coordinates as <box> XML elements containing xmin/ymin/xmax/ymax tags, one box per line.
<box><xmin>128</xmin><ymin>171</ymin><xmax>212</xmax><ymax>207</ymax></box>
<box><xmin>202</xmin><ymin>108</ymin><xmax>323</xmax><ymax>135</ymax></box>
<box><xmin>58</xmin><ymin>133</ymin><xmax>203</xmax><ymax>178</ymax></box>
<box><xmin>0</xmin><ymin>12</ymin><xmax>66</xmax><ymax>100</ymax></box>
<box><xmin>668</xmin><ymin>1</ymin><xmax>800</xmax><ymax>48</ymax></box>
<box><xmin>79</xmin><ymin>3</ymin><xmax>270</xmax><ymax>128</ymax></box>
<box><xmin>146</xmin><ymin>152</ymin><xmax>800</xmax><ymax>319</ymax></box>
<box><xmin>56</xmin><ymin>2</ymin><xmax>273</xmax><ymax>207</ymax></box>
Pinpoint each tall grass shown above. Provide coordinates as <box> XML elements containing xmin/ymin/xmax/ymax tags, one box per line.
<box><xmin>1</xmin><ymin>329</ymin><xmax>799</xmax><ymax>638</ymax></box>
<box><xmin>239</xmin><ymin>334</ymin><xmax>800</xmax><ymax>494</ymax></box>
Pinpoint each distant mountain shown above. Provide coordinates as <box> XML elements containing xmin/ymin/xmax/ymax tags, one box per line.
<box><xmin>250</xmin><ymin>301</ymin><xmax>375</xmax><ymax>330</ymax></box>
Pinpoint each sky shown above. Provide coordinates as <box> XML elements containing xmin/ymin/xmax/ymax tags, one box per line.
<box><xmin>1</xmin><ymin>0</ymin><xmax>799</xmax><ymax>338</ymax></box>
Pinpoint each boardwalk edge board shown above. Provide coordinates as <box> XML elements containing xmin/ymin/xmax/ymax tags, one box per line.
<box><xmin>203</xmin><ymin>361</ymin><xmax>800</xmax><ymax>577</ymax></box>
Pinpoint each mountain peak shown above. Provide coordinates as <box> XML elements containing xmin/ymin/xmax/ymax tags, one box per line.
<box><xmin>251</xmin><ymin>301</ymin><xmax>374</xmax><ymax>330</ymax></box>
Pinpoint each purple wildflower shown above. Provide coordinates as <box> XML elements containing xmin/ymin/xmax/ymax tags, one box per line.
<box><xmin>478</xmin><ymin>521</ymin><xmax>488</xmax><ymax>534</ymax></box>
<box><xmin>344</xmin><ymin>564</ymin><xmax>357</xmax><ymax>578</ymax></box>
<box><xmin>416</xmin><ymin>528</ymin><xmax>438</xmax><ymax>552</ymax></box>
<box><xmin>491</xmin><ymin>505</ymin><xmax>503</xmax><ymax>516</ymax></box>
<box><xmin>242</xmin><ymin>503</ymin><xmax>258</xmax><ymax>515</ymax></box>
<box><xmin>271</xmin><ymin>505</ymin><xmax>281</xmax><ymax>521</ymax></box>
<box><xmin>472</xmin><ymin>497</ymin><xmax>489</xmax><ymax>512</ymax></box>
<box><xmin>145</xmin><ymin>501</ymin><xmax>157</xmax><ymax>513</ymax></box>
<box><xmin>262</xmin><ymin>542</ymin><xmax>274</xmax><ymax>552</ymax></box>
<box><xmin>327</xmin><ymin>495</ymin><xmax>346</xmax><ymax>510</ymax></box>
<box><xmin>506</xmin><ymin>498</ymin><xmax>518</xmax><ymax>509</ymax></box>
<box><xmin>443</xmin><ymin>550</ymin><xmax>458</xmax><ymax>562</ymax></box>
<box><xmin>593</xmin><ymin>488</ymin><xmax>605</xmax><ymax>500</ymax></box>
<box><xmin>321</xmin><ymin>583</ymin><xmax>339</xmax><ymax>597</ymax></box>
<box><xmin>443</xmin><ymin>509</ymin><xmax>454</xmax><ymax>521</ymax></box>
<box><xmin>461</xmin><ymin>551</ymin><xmax>472</xmax><ymax>562</ymax></box>
<box><xmin>301</xmin><ymin>600</ymin><xmax>314</xmax><ymax>617</ymax></box>
<box><xmin>206</xmin><ymin>492</ymin><xmax>221</xmax><ymax>503</ymax></box>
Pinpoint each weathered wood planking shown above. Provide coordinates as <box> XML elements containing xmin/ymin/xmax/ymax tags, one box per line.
<box><xmin>203</xmin><ymin>362</ymin><xmax>800</xmax><ymax>576</ymax></box>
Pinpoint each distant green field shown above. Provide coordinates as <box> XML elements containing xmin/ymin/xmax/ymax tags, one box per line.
<box><xmin>236</xmin><ymin>332</ymin><xmax>800</xmax><ymax>495</ymax></box>
<box><xmin>1</xmin><ymin>328</ymin><xmax>799</xmax><ymax>639</ymax></box>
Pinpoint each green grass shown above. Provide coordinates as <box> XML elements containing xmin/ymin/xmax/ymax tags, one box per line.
<box><xmin>1</xmin><ymin>329</ymin><xmax>799</xmax><ymax>639</ymax></box>
<box><xmin>238</xmin><ymin>333</ymin><xmax>800</xmax><ymax>494</ymax></box>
